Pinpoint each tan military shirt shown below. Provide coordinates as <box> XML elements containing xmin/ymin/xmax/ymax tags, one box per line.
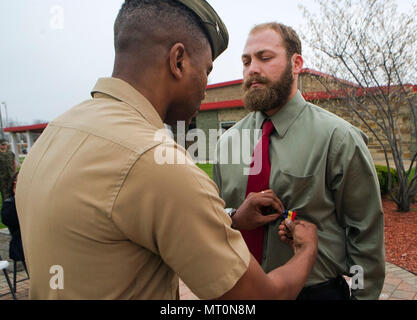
<box><xmin>16</xmin><ymin>78</ymin><xmax>250</xmax><ymax>300</ymax></box>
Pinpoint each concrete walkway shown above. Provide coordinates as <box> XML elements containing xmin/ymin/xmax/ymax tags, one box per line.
<box><xmin>179</xmin><ymin>263</ymin><xmax>417</xmax><ymax>301</ymax></box>
<box><xmin>1</xmin><ymin>229</ymin><xmax>416</xmax><ymax>300</ymax></box>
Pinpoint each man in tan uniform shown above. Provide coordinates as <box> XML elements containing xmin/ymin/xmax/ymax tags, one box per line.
<box><xmin>16</xmin><ymin>0</ymin><xmax>318</xmax><ymax>300</ymax></box>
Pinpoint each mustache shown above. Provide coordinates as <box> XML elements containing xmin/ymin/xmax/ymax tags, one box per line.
<box><xmin>243</xmin><ymin>76</ymin><xmax>270</xmax><ymax>91</ymax></box>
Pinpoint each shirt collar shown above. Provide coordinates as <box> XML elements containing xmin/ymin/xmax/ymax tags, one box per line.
<box><xmin>91</xmin><ymin>77</ymin><xmax>165</xmax><ymax>129</ymax></box>
<box><xmin>254</xmin><ymin>90</ymin><xmax>306</xmax><ymax>137</ymax></box>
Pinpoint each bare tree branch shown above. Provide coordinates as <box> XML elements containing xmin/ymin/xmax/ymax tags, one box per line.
<box><xmin>300</xmin><ymin>0</ymin><xmax>417</xmax><ymax>211</ymax></box>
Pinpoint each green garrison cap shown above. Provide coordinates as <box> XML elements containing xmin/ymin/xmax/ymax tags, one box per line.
<box><xmin>175</xmin><ymin>0</ymin><xmax>229</xmax><ymax>60</ymax></box>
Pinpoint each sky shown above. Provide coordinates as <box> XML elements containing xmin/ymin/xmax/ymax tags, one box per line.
<box><xmin>0</xmin><ymin>0</ymin><xmax>414</xmax><ymax>125</ymax></box>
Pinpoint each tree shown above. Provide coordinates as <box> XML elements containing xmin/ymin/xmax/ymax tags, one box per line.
<box><xmin>299</xmin><ymin>0</ymin><xmax>417</xmax><ymax>211</ymax></box>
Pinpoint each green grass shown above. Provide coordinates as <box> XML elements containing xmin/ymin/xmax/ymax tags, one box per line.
<box><xmin>196</xmin><ymin>163</ymin><xmax>213</xmax><ymax>180</ymax></box>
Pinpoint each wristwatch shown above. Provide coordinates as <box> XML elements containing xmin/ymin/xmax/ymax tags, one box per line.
<box><xmin>225</xmin><ymin>208</ymin><xmax>237</xmax><ymax>218</ymax></box>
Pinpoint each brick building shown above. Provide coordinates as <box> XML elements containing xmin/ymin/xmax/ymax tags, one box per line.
<box><xmin>197</xmin><ymin>68</ymin><xmax>417</xmax><ymax>162</ymax></box>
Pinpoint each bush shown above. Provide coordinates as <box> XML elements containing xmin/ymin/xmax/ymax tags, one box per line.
<box><xmin>375</xmin><ymin>165</ymin><xmax>398</xmax><ymax>194</ymax></box>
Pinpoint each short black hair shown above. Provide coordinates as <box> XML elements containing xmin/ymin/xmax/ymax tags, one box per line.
<box><xmin>114</xmin><ymin>0</ymin><xmax>210</xmax><ymax>58</ymax></box>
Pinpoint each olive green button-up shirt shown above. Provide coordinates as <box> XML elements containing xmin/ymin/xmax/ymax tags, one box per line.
<box><xmin>213</xmin><ymin>91</ymin><xmax>385</xmax><ymax>300</ymax></box>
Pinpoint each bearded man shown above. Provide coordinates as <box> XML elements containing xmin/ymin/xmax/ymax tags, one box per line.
<box><xmin>213</xmin><ymin>22</ymin><xmax>385</xmax><ymax>300</ymax></box>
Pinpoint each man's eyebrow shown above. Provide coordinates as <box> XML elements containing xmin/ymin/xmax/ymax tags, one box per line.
<box><xmin>242</xmin><ymin>49</ymin><xmax>274</xmax><ymax>59</ymax></box>
<box><xmin>255</xmin><ymin>49</ymin><xmax>274</xmax><ymax>56</ymax></box>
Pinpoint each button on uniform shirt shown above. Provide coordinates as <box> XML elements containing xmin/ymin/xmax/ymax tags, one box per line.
<box><xmin>213</xmin><ymin>91</ymin><xmax>385</xmax><ymax>300</ymax></box>
<box><xmin>16</xmin><ymin>78</ymin><xmax>250</xmax><ymax>300</ymax></box>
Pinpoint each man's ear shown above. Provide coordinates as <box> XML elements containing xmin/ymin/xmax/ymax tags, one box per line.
<box><xmin>170</xmin><ymin>43</ymin><xmax>186</xmax><ymax>80</ymax></box>
<box><xmin>291</xmin><ymin>53</ymin><xmax>304</xmax><ymax>76</ymax></box>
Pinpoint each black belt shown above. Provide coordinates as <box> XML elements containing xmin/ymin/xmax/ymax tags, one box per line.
<box><xmin>297</xmin><ymin>276</ymin><xmax>351</xmax><ymax>300</ymax></box>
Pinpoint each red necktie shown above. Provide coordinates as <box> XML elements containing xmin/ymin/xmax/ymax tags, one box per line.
<box><xmin>241</xmin><ymin>119</ymin><xmax>275</xmax><ymax>264</ymax></box>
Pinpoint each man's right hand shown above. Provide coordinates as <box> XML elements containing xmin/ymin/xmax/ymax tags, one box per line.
<box><xmin>232</xmin><ymin>190</ymin><xmax>284</xmax><ymax>230</ymax></box>
<box><xmin>278</xmin><ymin>220</ymin><xmax>318</xmax><ymax>255</ymax></box>
<box><xmin>218</xmin><ymin>218</ymin><xmax>318</xmax><ymax>300</ymax></box>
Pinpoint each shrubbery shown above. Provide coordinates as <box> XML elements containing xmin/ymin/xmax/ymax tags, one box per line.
<box><xmin>375</xmin><ymin>165</ymin><xmax>398</xmax><ymax>195</ymax></box>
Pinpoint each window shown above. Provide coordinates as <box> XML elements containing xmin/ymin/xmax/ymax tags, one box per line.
<box><xmin>220</xmin><ymin>121</ymin><xmax>236</xmax><ymax>133</ymax></box>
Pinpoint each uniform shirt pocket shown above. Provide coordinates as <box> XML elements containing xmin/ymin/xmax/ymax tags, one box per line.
<box><xmin>273</xmin><ymin>170</ymin><xmax>315</xmax><ymax>211</ymax></box>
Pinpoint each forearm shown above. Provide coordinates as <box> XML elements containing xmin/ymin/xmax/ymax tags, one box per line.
<box><xmin>347</xmin><ymin>217</ymin><xmax>385</xmax><ymax>299</ymax></box>
<box><xmin>267</xmin><ymin>245</ymin><xmax>317</xmax><ymax>299</ymax></box>
<box><xmin>343</xmin><ymin>169</ymin><xmax>385</xmax><ymax>299</ymax></box>
<box><xmin>218</xmin><ymin>248</ymin><xmax>316</xmax><ymax>300</ymax></box>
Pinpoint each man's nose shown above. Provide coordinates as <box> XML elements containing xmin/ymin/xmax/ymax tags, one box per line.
<box><xmin>245</xmin><ymin>60</ymin><xmax>262</xmax><ymax>76</ymax></box>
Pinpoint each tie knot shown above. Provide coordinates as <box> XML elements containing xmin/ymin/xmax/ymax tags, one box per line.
<box><xmin>262</xmin><ymin>120</ymin><xmax>275</xmax><ymax>137</ymax></box>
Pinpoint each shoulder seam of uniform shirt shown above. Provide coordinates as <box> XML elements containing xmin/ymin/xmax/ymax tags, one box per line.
<box><xmin>108</xmin><ymin>142</ymin><xmax>177</xmax><ymax>221</ymax></box>
<box><xmin>48</xmin><ymin>121</ymin><xmax>163</xmax><ymax>155</ymax></box>
<box><xmin>50</xmin><ymin>133</ymin><xmax>90</xmax><ymax>197</ymax></box>
<box><xmin>46</xmin><ymin>123</ymin><xmax>165</xmax><ymax>220</ymax></box>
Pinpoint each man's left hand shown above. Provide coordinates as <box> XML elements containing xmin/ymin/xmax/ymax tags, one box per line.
<box><xmin>232</xmin><ymin>189</ymin><xmax>284</xmax><ymax>230</ymax></box>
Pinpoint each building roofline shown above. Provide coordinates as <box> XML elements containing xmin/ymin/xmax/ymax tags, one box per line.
<box><xmin>206</xmin><ymin>79</ymin><xmax>243</xmax><ymax>90</ymax></box>
<box><xmin>200</xmin><ymin>99</ymin><xmax>244</xmax><ymax>111</ymax></box>
<box><xmin>300</xmin><ymin>68</ymin><xmax>359</xmax><ymax>87</ymax></box>
<box><xmin>4</xmin><ymin>123</ymin><xmax>48</xmax><ymax>133</ymax></box>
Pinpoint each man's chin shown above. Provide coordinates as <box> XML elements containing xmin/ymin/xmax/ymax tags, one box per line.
<box><xmin>244</xmin><ymin>104</ymin><xmax>274</xmax><ymax>113</ymax></box>
<box><xmin>244</xmin><ymin>86</ymin><xmax>266</xmax><ymax>95</ymax></box>
<box><xmin>243</xmin><ymin>93</ymin><xmax>273</xmax><ymax>112</ymax></box>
